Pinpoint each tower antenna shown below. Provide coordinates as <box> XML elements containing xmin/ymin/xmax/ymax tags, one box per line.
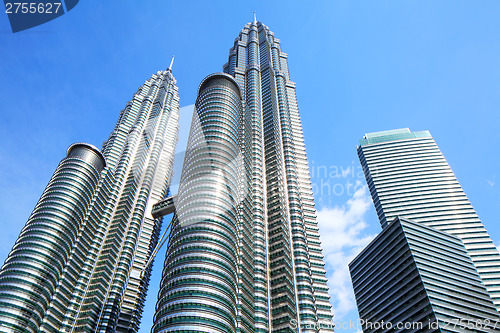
<box><xmin>168</xmin><ymin>55</ymin><xmax>175</xmax><ymax>71</ymax></box>
<box><xmin>253</xmin><ymin>12</ymin><xmax>257</xmax><ymax>23</ymax></box>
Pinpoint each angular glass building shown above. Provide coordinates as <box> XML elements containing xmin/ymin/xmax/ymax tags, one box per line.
<box><xmin>357</xmin><ymin>128</ymin><xmax>500</xmax><ymax>310</ymax></box>
<box><xmin>349</xmin><ymin>217</ymin><xmax>500</xmax><ymax>332</ymax></box>
<box><xmin>152</xmin><ymin>20</ymin><xmax>333</xmax><ymax>333</ymax></box>
<box><xmin>0</xmin><ymin>68</ymin><xmax>179</xmax><ymax>332</ymax></box>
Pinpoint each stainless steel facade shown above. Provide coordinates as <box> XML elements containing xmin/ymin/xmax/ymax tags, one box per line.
<box><xmin>0</xmin><ymin>69</ymin><xmax>179</xmax><ymax>332</ymax></box>
<box><xmin>350</xmin><ymin>217</ymin><xmax>500</xmax><ymax>332</ymax></box>
<box><xmin>358</xmin><ymin>128</ymin><xmax>500</xmax><ymax>311</ymax></box>
<box><xmin>153</xmin><ymin>20</ymin><xmax>333</xmax><ymax>333</ymax></box>
<box><xmin>153</xmin><ymin>73</ymin><xmax>245</xmax><ymax>333</ymax></box>
<box><xmin>0</xmin><ymin>143</ymin><xmax>106</xmax><ymax>332</ymax></box>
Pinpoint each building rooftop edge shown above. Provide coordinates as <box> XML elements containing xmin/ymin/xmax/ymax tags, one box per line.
<box><xmin>365</xmin><ymin>128</ymin><xmax>411</xmax><ymax>139</ymax></box>
<box><xmin>67</xmin><ymin>142</ymin><xmax>106</xmax><ymax>168</ymax></box>
<box><xmin>198</xmin><ymin>72</ymin><xmax>243</xmax><ymax>100</ymax></box>
<box><xmin>359</xmin><ymin>128</ymin><xmax>432</xmax><ymax>147</ymax></box>
<box><xmin>349</xmin><ymin>216</ymin><xmax>465</xmax><ymax>269</ymax></box>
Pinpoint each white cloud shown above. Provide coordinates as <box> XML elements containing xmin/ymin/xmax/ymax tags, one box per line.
<box><xmin>487</xmin><ymin>180</ymin><xmax>495</xmax><ymax>187</ymax></box>
<box><xmin>316</xmin><ymin>184</ymin><xmax>376</xmax><ymax>321</ymax></box>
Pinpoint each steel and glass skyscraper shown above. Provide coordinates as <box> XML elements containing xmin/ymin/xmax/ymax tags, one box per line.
<box><xmin>0</xmin><ymin>68</ymin><xmax>179</xmax><ymax>332</ymax></box>
<box><xmin>357</xmin><ymin>128</ymin><xmax>500</xmax><ymax>311</ymax></box>
<box><xmin>350</xmin><ymin>217</ymin><xmax>499</xmax><ymax>332</ymax></box>
<box><xmin>153</xmin><ymin>20</ymin><xmax>333</xmax><ymax>333</ymax></box>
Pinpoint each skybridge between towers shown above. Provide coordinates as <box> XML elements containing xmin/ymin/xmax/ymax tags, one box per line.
<box><xmin>140</xmin><ymin>195</ymin><xmax>177</xmax><ymax>278</ymax></box>
<box><xmin>151</xmin><ymin>195</ymin><xmax>176</xmax><ymax>218</ymax></box>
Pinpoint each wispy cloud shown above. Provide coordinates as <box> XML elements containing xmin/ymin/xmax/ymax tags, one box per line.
<box><xmin>316</xmin><ymin>184</ymin><xmax>376</xmax><ymax>321</ymax></box>
<box><xmin>488</xmin><ymin>180</ymin><xmax>495</xmax><ymax>187</ymax></box>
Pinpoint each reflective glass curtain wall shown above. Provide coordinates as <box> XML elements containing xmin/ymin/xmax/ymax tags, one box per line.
<box><xmin>357</xmin><ymin>128</ymin><xmax>500</xmax><ymax>311</ymax></box>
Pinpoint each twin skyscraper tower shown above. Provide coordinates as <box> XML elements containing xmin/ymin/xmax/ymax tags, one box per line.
<box><xmin>0</xmin><ymin>20</ymin><xmax>334</xmax><ymax>332</ymax></box>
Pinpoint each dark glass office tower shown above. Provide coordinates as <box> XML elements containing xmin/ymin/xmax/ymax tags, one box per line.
<box><xmin>350</xmin><ymin>217</ymin><xmax>499</xmax><ymax>333</ymax></box>
<box><xmin>0</xmin><ymin>68</ymin><xmax>180</xmax><ymax>332</ymax></box>
<box><xmin>153</xmin><ymin>20</ymin><xmax>333</xmax><ymax>333</ymax></box>
<box><xmin>357</xmin><ymin>128</ymin><xmax>500</xmax><ymax>311</ymax></box>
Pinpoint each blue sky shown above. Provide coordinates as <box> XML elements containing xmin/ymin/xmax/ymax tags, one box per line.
<box><xmin>1</xmin><ymin>1</ymin><xmax>500</xmax><ymax>332</ymax></box>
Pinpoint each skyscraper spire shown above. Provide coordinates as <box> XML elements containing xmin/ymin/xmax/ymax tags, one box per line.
<box><xmin>168</xmin><ymin>55</ymin><xmax>175</xmax><ymax>71</ymax></box>
<box><xmin>253</xmin><ymin>11</ymin><xmax>257</xmax><ymax>23</ymax></box>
